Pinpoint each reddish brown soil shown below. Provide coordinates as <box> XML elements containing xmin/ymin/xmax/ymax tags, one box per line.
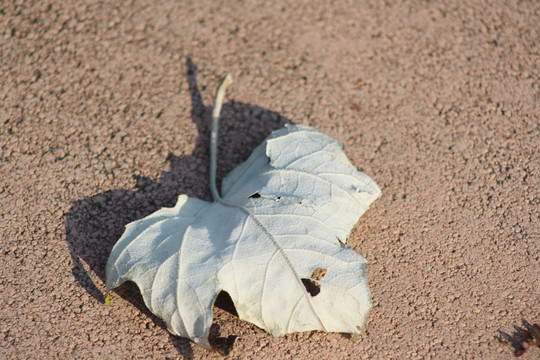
<box><xmin>1</xmin><ymin>1</ymin><xmax>539</xmax><ymax>359</ymax></box>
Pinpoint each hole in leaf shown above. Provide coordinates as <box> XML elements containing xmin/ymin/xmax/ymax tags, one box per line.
<box><xmin>214</xmin><ymin>291</ymin><xmax>238</xmax><ymax>317</ymax></box>
<box><xmin>310</xmin><ymin>267</ymin><xmax>327</xmax><ymax>281</ymax></box>
<box><xmin>301</xmin><ymin>278</ymin><xmax>321</xmax><ymax>297</ymax></box>
<box><xmin>248</xmin><ymin>192</ymin><xmax>261</xmax><ymax>199</ymax></box>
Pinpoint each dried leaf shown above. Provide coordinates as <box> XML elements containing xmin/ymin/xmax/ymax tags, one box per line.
<box><xmin>106</xmin><ymin>76</ymin><xmax>381</xmax><ymax>349</ymax></box>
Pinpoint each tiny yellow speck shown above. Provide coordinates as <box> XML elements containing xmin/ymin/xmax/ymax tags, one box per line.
<box><xmin>105</xmin><ymin>292</ymin><xmax>111</xmax><ymax>305</ymax></box>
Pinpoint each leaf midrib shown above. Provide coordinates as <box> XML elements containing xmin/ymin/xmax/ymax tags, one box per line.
<box><xmin>217</xmin><ymin>197</ymin><xmax>327</xmax><ymax>333</ymax></box>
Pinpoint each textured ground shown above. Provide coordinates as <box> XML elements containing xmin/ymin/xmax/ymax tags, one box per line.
<box><xmin>1</xmin><ymin>0</ymin><xmax>539</xmax><ymax>359</ymax></box>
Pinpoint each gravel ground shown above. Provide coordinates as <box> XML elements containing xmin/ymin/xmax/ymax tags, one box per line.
<box><xmin>1</xmin><ymin>0</ymin><xmax>539</xmax><ymax>359</ymax></box>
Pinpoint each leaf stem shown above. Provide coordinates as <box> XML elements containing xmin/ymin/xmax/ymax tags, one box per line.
<box><xmin>210</xmin><ymin>74</ymin><xmax>233</xmax><ymax>201</ymax></box>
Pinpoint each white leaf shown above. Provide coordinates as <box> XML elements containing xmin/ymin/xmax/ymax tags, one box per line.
<box><xmin>106</xmin><ymin>77</ymin><xmax>381</xmax><ymax>350</ymax></box>
<box><xmin>106</xmin><ymin>125</ymin><xmax>380</xmax><ymax>348</ymax></box>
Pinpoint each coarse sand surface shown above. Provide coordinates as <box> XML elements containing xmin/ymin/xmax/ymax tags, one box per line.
<box><xmin>1</xmin><ymin>1</ymin><xmax>539</xmax><ymax>359</ymax></box>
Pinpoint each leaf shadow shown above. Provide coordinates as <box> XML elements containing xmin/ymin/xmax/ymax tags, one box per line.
<box><xmin>64</xmin><ymin>58</ymin><xmax>290</xmax><ymax>358</ymax></box>
<box><xmin>497</xmin><ymin>319</ymin><xmax>540</xmax><ymax>357</ymax></box>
